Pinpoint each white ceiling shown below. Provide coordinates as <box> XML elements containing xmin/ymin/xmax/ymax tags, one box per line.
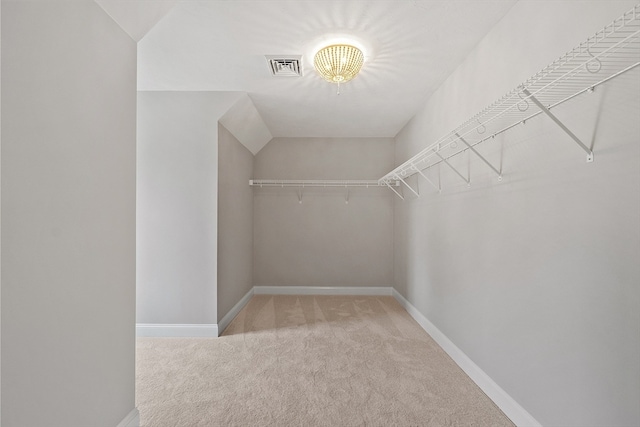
<box><xmin>102</xmin><ymin>0</ymin><xmax>518</xmax><ymax>138</ymax></box>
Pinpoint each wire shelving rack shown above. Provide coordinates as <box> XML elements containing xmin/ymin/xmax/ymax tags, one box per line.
<box><xmin>378</xmin><ymin>5</ymin><xmax>640</xmax><ymax>199</ymax></box>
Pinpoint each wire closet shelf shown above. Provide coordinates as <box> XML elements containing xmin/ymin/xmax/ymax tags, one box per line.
<box><xmin>378</xmin><ymin>5</ymin><xmax>640</xmax><ymax>194</ymax></box>
<box><xmin>249</xmin><ymin>179</ymin><xmax>395</xmax><ymax>188</ymax></box>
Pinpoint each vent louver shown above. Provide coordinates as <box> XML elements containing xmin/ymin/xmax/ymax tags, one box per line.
<box><xmin>266</xmin><ymin>56</ymin><xmax>302</xmax><ymax>77</ymax></box>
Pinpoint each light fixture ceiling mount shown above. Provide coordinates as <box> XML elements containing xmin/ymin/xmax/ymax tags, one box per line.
<box><xmin>313</xmin><ymin>44</ymin><xmax>364</xmax><ymax>94</ymax></box>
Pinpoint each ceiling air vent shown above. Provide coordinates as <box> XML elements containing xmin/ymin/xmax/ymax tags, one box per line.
<box><xmin>266</xmin><ymin>55</ymin><xmax>303</xmax><ymax>77</ymax></box>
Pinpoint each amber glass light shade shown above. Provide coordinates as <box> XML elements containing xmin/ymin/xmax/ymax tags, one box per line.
<box><xmin>313</xmin><ymin>44</ymin><xmax>364</xmax><ymax>84</ymax></box>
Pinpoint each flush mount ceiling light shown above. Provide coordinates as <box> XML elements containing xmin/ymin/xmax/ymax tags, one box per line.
<box><xmin>313</xmin><ymin>44</ymin><xmax>364</xmax><ymax>94</ymax></box>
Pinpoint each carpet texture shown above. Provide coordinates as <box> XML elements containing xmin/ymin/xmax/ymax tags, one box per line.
<box><xmin>136</xmin><ymin>295</ymin><xmax>514</xmax><ymax>426</ymax></box>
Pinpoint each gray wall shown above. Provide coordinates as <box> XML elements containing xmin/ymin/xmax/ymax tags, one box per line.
<box><xmin>217</xmin><ymin>124</ymin><xmax>254</xmax><ymax>321</ymax></box>
<box><xmin>393</xmin><ymin>1</ymin><xmax>640</xmax><ymax>426</ymax></box>
<box><xmin>253</xmin><ymin>137</ymin><xmax>394</xmax><ymax>287</ymax></box>
<box><xmin>1</xmin><ymin>1</ymin><xmax>3</xmax><ymax>422</ymax></box>
<box><xmin>137</xmin><ymin>91</ymin><xmax>241</xmax><ymax>325</ymax></box>
<box><xmin>1</xmin><ymin>2</ymin><xmax>137</xmax><ymax>426</ymax></box>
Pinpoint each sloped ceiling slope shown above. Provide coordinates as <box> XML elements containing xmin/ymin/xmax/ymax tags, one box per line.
<box><xmin>95</xmin><ymin>0</ymin><xmax>179</xmax><ymax>42</ymax></box>
<box><xmin>132</xmin><ymin>1</ymin><xmax>517</xmax><ymax>138</ymax></box>
<box><xmin>220</xmin><ymin>94</ymin><xmax>273</xmax><ymax>155</ymax></box>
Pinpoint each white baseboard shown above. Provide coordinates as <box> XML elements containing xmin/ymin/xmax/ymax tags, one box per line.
<box><xmin>132</xmin><ymin>286</ymin><xmax>537</xmax><ymax>426</ymax></box>
<box><xmin>391</xmin><ymin>289</ymin><xmax>541</xmax><ymax>427</ymax></box>
<box><xmin>218</xmin><ymin>288</ymin><xmax>254</xmax><ymax>335</ymax></box>
<box><xmin>253</xmin><ymin>285</ymin><xmax>393</xmax><ymax>296</ymax></box>
<box><xmin>116</xmin><ymin>408</ymin><xmax>139</xmax><ymax>427</ymax></box>
<box><xmin>137</xmin><ymin>287</ymin><xmax>391</xmax><ymax>338</ymax></box>
<box><xmin>136</xmin><ymin>323</ymin><xmax>218</xmax><ymax>338</ymax></box>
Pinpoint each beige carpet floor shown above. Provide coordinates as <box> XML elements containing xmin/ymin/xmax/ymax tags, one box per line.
<box><xmin>136</xmin><ymin>295</ymin><xmax>514</xmax><ymax>426</ymax></box>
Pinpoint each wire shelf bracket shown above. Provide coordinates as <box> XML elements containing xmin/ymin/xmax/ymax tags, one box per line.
<box><xmin>455</xmin><ymin>132</ymin><xmax>503</xmax><ymax>179</ymax></box>
<box><xmin>412</xmin><ymin>163</ymin><xmax>442</xmax><ymax>193</ymax></box>
<box><xmin>396</xmin><ymin>174</ymin><xmax>421</xmax><ymax>198</ymax></box>
<box><xmin>521</xmin><ymin>88</ymin><xmax>594</xmax><ymax>162</ymax></box>
<box><xmin>434</xmin><ymin>149</ymin><xmax>470</xmax><ymax>186</ymax></box>
<box><xmin>379</xmin><ymin>4</ymin><xmax>640</xmax><ymax>198</ymax></box>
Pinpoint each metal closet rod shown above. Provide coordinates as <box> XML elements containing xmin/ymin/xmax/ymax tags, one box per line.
<box><xmin>249</xmin><ymin>179</ymin><xmax>398</xmax><ymax>188</ymax></box>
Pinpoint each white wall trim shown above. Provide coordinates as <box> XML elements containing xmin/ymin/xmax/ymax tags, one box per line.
<box><xmin>218</xmin><ymin>288</ymin><xmax>254</xmax><ymax>335</ymax></box>
<box><xmin>136</xmin><ymin>287</ymin><xmax>392</xmax><ymax>339</ymax></box>
<box><xmin>253</xmin><ymin>286</ymin><xmax>393</xmax><ymax>296</ymax></box>
<box><xmin>133</xmin><ymin>287</ymin><xmax>537</xmax><ymax>426</ymax></box>
<box><xmin>392</xmin><ymin>289</ymin><xmax>541</xmax><ymax>427</ymax></box>
<box><xmin>136</xmin><ymin>323</ymin><xmax>218</xmax><ymax>338</ymax></box>
<box><xmin>116</xmin><ymin>408</ymin><xmax>139</xmax><ymax>427</ymax></box>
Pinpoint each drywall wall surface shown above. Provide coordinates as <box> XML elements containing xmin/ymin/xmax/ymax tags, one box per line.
<box><xmin>217</xmin><ymin>124</ymin><xmax>254</xmax><ymax>322</ymax></box>
<box><xmin>1</xmin><ymin>1</ymin><xmax>4</xmax><ymax>423</ymax></box>
<box><xmin>393</xmin><ymin>1</ymin><xmax>640</xmax><ymax>426</ymax></box>
<box><xmin>137</xmin><ymin>91</ymin><xmax>241</xmax><ymax>325</ymax></box>
<box><xmin>253</xmin><ymin>137</ymin><xmax>394</xmax><ymax>287</ymax></box>
<box><xmin>1</xmin><ymin>2</ymin><xmax>136</xmax><ymax>426</ymax></box>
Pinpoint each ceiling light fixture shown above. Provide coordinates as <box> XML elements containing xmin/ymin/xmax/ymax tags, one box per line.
<box><xmin>313</xmin><ymin>44</ymin><xmax>364</xmax><ymax>94</ymax></box>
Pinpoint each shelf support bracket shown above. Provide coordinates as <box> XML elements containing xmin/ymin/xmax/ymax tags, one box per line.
<box><xmin>455</xmin><ymin>133</ymin><xmax>503</xmax><ymax>181</ymax></box>
<box><xmin>384</xmin><ymin>180</ymin><xmax>404</xmax><ymax>200</ymax></box>
<box><xmin>522</xmin><ymin>88</ymin><xmax>594</xmax><ymax>162</ymax></box>
<box><xmin>411</xmin><ymin>164</ymin><xmax>441</xmax><ymax>193</ymax></box>
<box><xmin>433</xmin><ymin>149</ymin><xmax>471</xmax><ymax>186</ymax></box>
<box><xmin>395</xmin><ymin>175</ymin><xmax>420</xmax><ymax>198</ymax></box>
